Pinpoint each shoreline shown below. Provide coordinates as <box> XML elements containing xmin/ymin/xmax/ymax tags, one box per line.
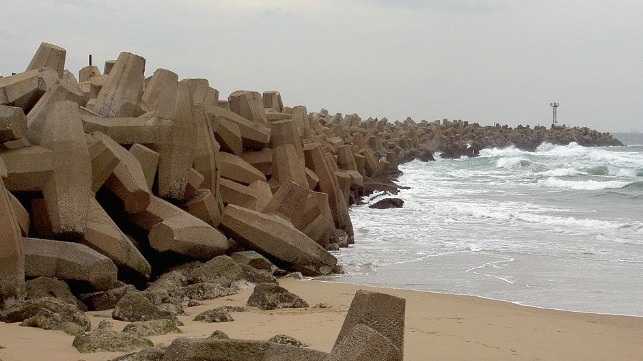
<box><xmin>2</xmin><ymin>278</ymin><xmax>642</xmax><ymax>361</ymax></box>
<box><xmin>316</xmin><ymin>277</ymin><xmax>643</xmax><ymax>319</ymax></box>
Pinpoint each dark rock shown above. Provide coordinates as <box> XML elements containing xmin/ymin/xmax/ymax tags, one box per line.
<box><xmin>162</xmin><ymin>338</ymin><xmax>327</xmax><ymax>361</ymax></box>
<box><xmin>368</xmin><ymin>198</ymin><xmax>404</xmax><ymax>209</ymax></box>
<box><xmin>268</xmin><ymin>334</ymin><xmax>308</xmax><ymax>347</ymax></box>
<box><xmin>108</xmin><ymin>346</ymin><xmax>166</xmax><ymax>361</ymax></box>
<box><xmin>186</xmin><ymin>255</ymin><xmax>247</xmax><ymax>286</ymax></box>
<box><xmin>122</xmin><ymin>319</ymin><xmax>182</xmax><ymax>337</ymax></box>
<box><xmin>111</xmin><ymin>290</ymin><xmax>175</xmax><ymax>323</ymax></box>
<box><xmin>98</xmin><ymin>320</ymin><xmax>114</xmax><ymax>329</ymax></box>
<box><xmin>25</xmin><ymin>276</ymin><xmax>87</xmax><ymax>311</ymax></box>
<box><xmin>187</xmin><ymin>300</ymin><xmax>201</xmax><ymax>307</ymax></box>
<box><xmin>182</xmin><ymin>282</ymin><xmax>238</xmax><ymax>300</ymax></box>
<box><xmin>193</xmin><ymin>310</ymin><xmax>234</xmax><ymax>323</ymax></box>
<box><xmin>163</xmin><ymin>338</ymin><xmax>268</xmax><ymax>361</ymax></box>
<box><xmin>0</xmin><ymin>297</ymin><xmax>90</xmax><ymax>335</ymax></box>
<box><xmin>246</xmin><ymin>283</ymin><xmax>308</xmax><ymax>310</ymax></box>
<box><xmin>211</xmin><ymin>306</ymin><xmax>247</xmax><ymax>313</ymax></box>
<box><xmin>79</xmin><ymin>284</ymin><xmax>136</xmax><ymax>311</ymax></box>
<box><xmin>72</xmin><ymin>329</ymin><xmax>153</xmax><ymax>353</ymax></box>
<box><xmin>209</xmin><ymin>330</ymin><xmax>230</xmax><ymax>339</ymax></box>
<box><xmin>19</xmin><ymin>307</ymin><xmax>87</xmax><ymax>336</ymax></box>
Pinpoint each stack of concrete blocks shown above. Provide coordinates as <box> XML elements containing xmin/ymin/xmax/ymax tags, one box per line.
<box><xmin>2</xmin><ymin>40</ymin><xmax>394</xmax><ymax>307</ymax></box>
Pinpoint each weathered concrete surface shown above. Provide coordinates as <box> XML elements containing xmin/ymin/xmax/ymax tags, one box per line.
<box><xmin>261</xmin><ymin>179</ymin><xmax>309</xmax><ymax>226</ymax></box>
<box><xmin>263</xmin><ymin>91</ymin><xmax>284</xmax><ymax>113</ymax></box>
<box><xmin>128</xmin><ymin>143</ymin><xmax>159</xmax><ymax>191</ymax></box>
<box><xmin>25</xmin><ymin>81</ymin><xmax>89</xmax><ymax>145</ymax></box>
<box><xmin>0</xmin><ymin>67</ymin><xmax>59</xmax><ymax>112</ymax></box>
<box><xmin>40</xmin><ymin>100</ymin><xmax>92</xmax><ymax>241</ymax></box>
<box><xmin>78</xmin><ymin>65</ymin><xmax>101</xmax><ymax>83</ymax></box>
<box><xmin>334</xmin><ymin>290</ymin><xmax>406</xmax><ymax>354</ymax></box>
<box><xmin>219</xmin><ymin>178</ymin><xmax>272</xmax><ymax>211</ymax></box>
<box><xmin>269</xmin><ymin>144</ymin><xmax>308</xmax><ymax>192</ymax></box>
<box><xmin>303</xmin><ymin>143</ymin><xmax>354</xmax><ymax>239</ymax></box>
<box><xmin>219</xmin><ymin>151</ymin><xmax>267</xmax><ymax>185</ymax></box>
<box><xmin>26</xmin><ymin>42</ymin><xmax>66</xmax><ymax>78</ymax></box>
<box><xmin>86</xmin><ymin>132</ymin><xmax>122</xmax><ymax>193</ymax></box>
<box><xmin>141</xmin><ymin>68</ymin><xmax>178</xmax><ymax>111</ymax></box>
<box><xmin>87</xmin><ymin>132</ymin><xmax>151</xmax><ymax>214</ymax></box>
<box><xmin>192</xmin><ymin>104</ymin><xmax>224</xmax><ymax>216</ymax></box>
<box><xmin>6</xmin><ymin>191</ymin><xmax>29</xmax><ymax>237</ymax></box>
<box><xmin>181</xmin><ymin>189</ymin><xmax>222</xmax><ymax>227</ymax></box>
<box><xmin>327</xmin><ymin>324</ymin><xmax>402</xmax><ymax>361</ymax></box>
<box><xmin>214</xmin><ymin>116</ymin><xmax>243</xmax><ymax>156</ymax></box>
<box><xmin>0</xmin><ymin>105</ymin><xmax>27</xmax><ymax>143</ymax></box>
<box><xmin>228</xmin><ymin>90</ymin><xmax>269</xmax><ymax>126</ymax></box>
<box><xmin>270</xmin><ymin>119</ymin><xmax>304</xmax><ymax>160</ymax></box>
<box><xmin>219</xmin><ymin>204</ymin><xmax>337</xmax><ymax>276</ymax></box>
<box><xmin>23</xmin><ymin>237</ymin><xmax>118</xmax><ymax>291</ymax></box>
<box><xmin>84</xmin><ymin>197</ymin><xmax>152</xmax><ymax>281</ymax></box>
<box><xmin>0</xmin><ymin>170</ymin><xmax>25</xmax><ymax>308</ymax></box>
<box><xmin>205</xmin><ymin>105</ymin><xmax>270</xmax><ymax>150</ymax></box>
<box><xmin>151</xmin><ymin>81</ymin><xmax>197</xmax><ymax>201</ymax></box>
<box><xmin>93</xmin><ymin>52</ymin><xmax>145</xmax><ymax>118</ymax></box>
<box><xmin>128</xmin><ymin>195</ymin><xmax>229</xmax><ymax>260</ymax></box>
<box><xmin>239</xmin><ymin>148</ymin><xmax>273</xmax><ymax>177</ymax></box>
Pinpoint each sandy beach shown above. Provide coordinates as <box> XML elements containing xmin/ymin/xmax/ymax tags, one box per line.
<box><xmin>0</xmin><ymin>278</ymin><xmax>641</xmax><ymax>361</ymax></box>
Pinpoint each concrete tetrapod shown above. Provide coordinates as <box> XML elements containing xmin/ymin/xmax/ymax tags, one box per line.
<box><xmin>84</xmin><ymin>197</ymin><xmax>152</xmax><ymax>281</ymax></box>
<box><xmin>26</xmin><ymin>42</ymin><xmax>66</xmax><ymax>78</ymax></box>
<box><xmin>0</xmin><ymin>169</ymin><xmax>25</xmax><ymax>308</ymax></box>
<box><xmin>39</xmin><ymin>100</ymin><xmax>92</xmax><ymax>241</ymax></box>
<box><xmin>23</xmin><ymin>237</ymin><xmax>118</xmax><ymax>291</ymax></box>
<box><xmin>93</xmin><ymin>52</ymin><xmax>145</xmax><ymax>118</ymax></box>
<box><xmin>333</xmin><ymin>290</ymin><xmax>406</xmax><ymax>357</ymax></box>
<box><xmin>0</xmin><ymin>67</ymin><xmax>59</xmax><ymax>113</ymax></box>
<box><xmin>128</xmin><ymin>195</ymin><xmax>229</xmax><ymax>261</ymax></box>
<box><xmin>219</xmin><ymin>204</ymin><xmax>337</xmax><ymax>276</ymax></box>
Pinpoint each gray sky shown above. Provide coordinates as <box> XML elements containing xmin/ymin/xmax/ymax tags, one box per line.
<box><xmin>2</xmin><ymin>0</ymin><xmax>642</xmax><ymax>132</ymax></box>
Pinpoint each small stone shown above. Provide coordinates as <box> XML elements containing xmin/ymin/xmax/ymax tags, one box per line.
<box><xmin>208</xmin><ymin>330</ymin><xmax>230</xmax><ymax>340</ymax></box>
<box><xmin>268</xmin><ymin>334</ymin><xmax>308</xmax><ymax>348</ymax></box>
<box><xmin>72</xmin><ymin>329</ymin><xmax>153</xmax><ymax>353</ymax></box>
<box><xmin>122</xmin><ymin>319</ymin><xmax>182</xmax><ymax>337</ymax></box>
<box><xmin>246</xmin><ymin>283</ymin><xmax>308</xmax><ymax>310</ymax></box>
<box><xmin>193</xmin><ymin>310</ymin><xmax>234</xmax><ymax>323</ymax></box>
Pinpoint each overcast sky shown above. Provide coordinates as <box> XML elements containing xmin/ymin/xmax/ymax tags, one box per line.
<box><xmin>2</xmin><ymin>0</ymin><xmax>642</xmax><ymax>132</ymax></box>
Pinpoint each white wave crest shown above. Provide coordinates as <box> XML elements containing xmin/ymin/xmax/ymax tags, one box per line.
<box><xmin>541</xmin><ymin>177</ymin><xmax>632</xmax><ymax>190</ymax></box>
<box><xmin>496</xmin><ymin>157</ymin><xmax>531</xmax><ymax>169</ymax></box>
<box><xmin>538</xmin><ymin>167</ymin><xmax>581</xmax><ymax>177</ymax></box>
<box><xmin>517</xmin><ymin>213</ymin><xmax>625</xmax><ymax>230</ymax></box>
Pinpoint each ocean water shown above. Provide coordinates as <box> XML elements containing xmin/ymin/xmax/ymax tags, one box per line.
<box><xmin>325</xmin><ymin>132</ymin><xmax>643</xmax><ymax>316</ymax></box>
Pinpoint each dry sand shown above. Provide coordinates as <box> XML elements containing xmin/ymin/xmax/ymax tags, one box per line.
<box><xmin>0</xmin><ymin>278</ymin><xmax>641</xmax><ymax>361</ymax></box>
